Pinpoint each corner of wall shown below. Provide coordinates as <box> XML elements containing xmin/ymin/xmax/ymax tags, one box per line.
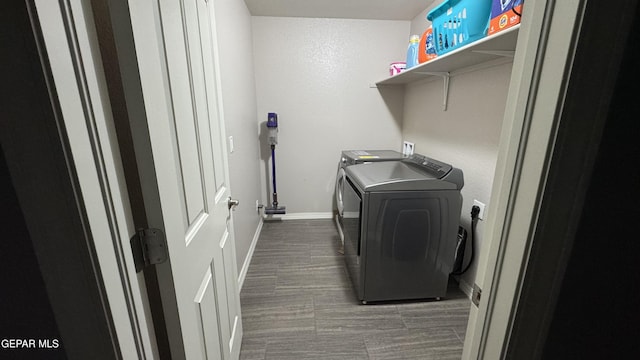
<box><xmin>410</xmin><ymin>1</ymin><xmax>439</xmax><ymax>36</ymax></box>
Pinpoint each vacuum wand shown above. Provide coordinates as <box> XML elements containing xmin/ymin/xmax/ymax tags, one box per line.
<box><xmin>270</xmin><ymin>144</ymin><xmax>278</xmax><ymax>207</ymax></box>
<box><xmin>265</xmin><ymin>113</ymin><xmax>286</xmax><ymax>215</ymax></box>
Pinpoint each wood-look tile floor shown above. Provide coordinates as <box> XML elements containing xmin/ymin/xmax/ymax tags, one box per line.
<box><xmin>239</xmin><ymin>219</ymin><xmax>470</xmax><ymax>360</ymax></box>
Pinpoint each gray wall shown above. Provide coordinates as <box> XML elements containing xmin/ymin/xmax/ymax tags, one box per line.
<box><xmin>251</xmin><ymin>16</ymin><xmax>409</xmax><ymax>215</ymax></box>
<box><xmin>213</xmin><ymin>0</ymin><xmax>262</xmax><ymax>273</ymax></box>
<box><xmin>404</xmin><ymin>9</ymin><xmax>513</xmax><ymax>292</ymax></box>
<box><xmin>215</xmin><ymin>0</ymin><xmax>515</xmax><ymax>291</ymax></box>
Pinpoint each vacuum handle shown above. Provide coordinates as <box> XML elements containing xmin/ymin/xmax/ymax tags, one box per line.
<box><xmin>271</xmin><ymin>144</ymin><xmax>277</xmax><ymax>195</ymax></box>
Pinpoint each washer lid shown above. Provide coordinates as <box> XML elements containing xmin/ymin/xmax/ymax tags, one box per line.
<box><xmin>346</xmin><ymin>159</ymin><xmax>464</xmax><ymax>192</ymax></box>
<box><xmin>341</xmin><ymin>150</ymin><xmax>405</xmax><ymax>164</ymax></box>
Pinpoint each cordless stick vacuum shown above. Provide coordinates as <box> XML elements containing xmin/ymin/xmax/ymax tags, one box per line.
<box><xmin>265</xmin><ymin>113</ymin><xmax>286</xmax><ymax>215</ymax></box>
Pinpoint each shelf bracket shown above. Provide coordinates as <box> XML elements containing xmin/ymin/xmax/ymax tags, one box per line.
<box><xmin>414</xmin><ymin>71</ymin><xmax>450</xmax><ymax>111</ymax></box>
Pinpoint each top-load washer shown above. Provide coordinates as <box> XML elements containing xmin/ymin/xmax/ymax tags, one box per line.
<box><xmin>335</xmin><ymin>150</ymin><xmax>405</xmax><ymax>242</ymax></box>
<box><xmin>339</xmin><ymin>150</ymin><xmax>405</xmax><ymax>168</ymax></box>
<box><xmin>342</xmin><ymin>154</ymin><xmax>464</xmax><ymax>302</ymax></box>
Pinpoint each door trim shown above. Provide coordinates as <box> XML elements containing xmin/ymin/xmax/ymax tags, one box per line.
<box><xmin>504</xmin><ymin>0</ymin><xmax>637</xmax><ymax>358</ymax></box>
<box><xmin>464</xmin><ymin>0</ymin><xmax>637</xmax><ymax>358</ymax></box>
<box><xmin>1</xmin><ymin>1</ymin><xmax>121</xmax><ymax>357</ymax></box>
<box><xmin>89</xmin><ymin>0</ymin><xmax>178</xmax><ymax>357</ymax></box>
<box><xmin>463</xmin><ymin>0</ymin><xmax>590</xmax><ymax>358</ymax></box>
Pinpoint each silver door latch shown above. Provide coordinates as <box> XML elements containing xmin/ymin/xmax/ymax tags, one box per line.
<box><xmin>228</xmin><ymin>197</ymin><xmax>239</xmax><ymax>210</ymax></box>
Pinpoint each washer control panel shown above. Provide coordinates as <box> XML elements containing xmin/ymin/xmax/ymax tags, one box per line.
<box><xmin>404</xmin><ymin>154</ymin><xmax>452</xmax><ymax>178</ymax></box>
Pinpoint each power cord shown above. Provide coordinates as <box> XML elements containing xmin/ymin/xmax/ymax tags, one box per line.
<box><xmin>512</xmin><ymin>0</ymin><xmax>523</xmax><ymax>17</ymax></box>
<box><xmin>471</xmin><ymin>204</ymin><xmax>481</xmax><ymax>220</ymax></box>
<box><xmin>453</xmin><ymin>205</ymin><xmax>480</xmax><ymax>275</ymax></box>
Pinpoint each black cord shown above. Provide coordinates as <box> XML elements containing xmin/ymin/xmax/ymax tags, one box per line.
<box><xmin>452</xmin><ymin>206</ymin><xmax>480</xmax><ymax>275</ymax></box>
<box><xmin>512</xmin><ymin>0</ymin><xmax>523</xmax><ymax>17</ymax></box>
<box><xmin>458</xmin><ymin>217</ymin><xmax>477</xmax><ymax>274</ymax></box>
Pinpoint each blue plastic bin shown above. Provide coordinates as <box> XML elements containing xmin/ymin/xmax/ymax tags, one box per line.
<box><xmin>427</xmin><ymin>0</ymin><xmax>493</xmax><ymax>56</ymax></box>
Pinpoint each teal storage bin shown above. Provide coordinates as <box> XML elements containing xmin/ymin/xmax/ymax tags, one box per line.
<box><xmin>427</xmin><ymin>0</ymin><xmax>493</xmax><ymax>56</ymax></box>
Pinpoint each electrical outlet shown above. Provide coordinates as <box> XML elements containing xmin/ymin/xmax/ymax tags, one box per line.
<box><xmin>403</xmin><ymin>141</ymin><xmax>414</xmax><ymax>156</ymax></box>
<box><xmin>228</xmin><ymin>136</ymin><xmax>234</xmax><ymax>153</ymax></box>
<box><xmin>473</xmin><ymin>200</ymin><xmax>486</xmax><ymax>220</ymax></box>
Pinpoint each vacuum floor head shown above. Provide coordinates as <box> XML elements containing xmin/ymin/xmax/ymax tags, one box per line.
<box><xmin>265</xmin><ymin>206</ymin><xmax>286</xmax><ymax>215</ymax></box>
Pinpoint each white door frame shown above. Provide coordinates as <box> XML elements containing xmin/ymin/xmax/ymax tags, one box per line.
<box><xmin>19</xmin><ymin>0</ymin><xmax>601</xmax><ymax>358</ymax></box>
<box><xmin>21</xmin><ymin>0</ymin><xmax>159</xmax><ymax>358</ymax></box>
<box><xmin>463</xmin><ymin>0</ymin><xmax>587</xmax><ymax>358</ymax></box>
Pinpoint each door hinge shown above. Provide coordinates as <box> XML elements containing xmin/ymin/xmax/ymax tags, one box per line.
<box><xmin>131</xmin><ymin>228</ymin><xmax>168</xmax><ymax>273</ymax></box>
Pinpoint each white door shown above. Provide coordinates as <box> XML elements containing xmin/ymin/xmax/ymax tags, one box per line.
<box><xmin>127</xmin><ymin>0</ymin><xmax>242</xmax><ymax>359</ymax></box>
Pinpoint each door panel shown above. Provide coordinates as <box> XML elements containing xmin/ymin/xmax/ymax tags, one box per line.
<box><xmin>195</xmin><ymin>0</ymin><xmax>226</xmax><ymax>191</ymax></box>
<box><xmin>222</xmin><ymin>234</ymin><xmax>240</xmax><ymax>350</ymax></box>
<box><xmin>166</xmin><ymin>0</ymin><xmax>213</xmax><ymax>226</ymax></box>
<box><xmin>175</xmin><ymin>113</ymin><xmax>207</xmax><ymax>226</ymax></box>
<box><xmin>212</xmin><ymin>230</ymin><xmax>233</xmax><ymax>354</ymax></box>
<box><xmin>127</xmin><ymin>0</ymin><xmax>242</xmax><ymax>358</ymax></box>
<box><xmin>194</xmin><ymin>266</ymin><xmax>222</xmax><ymax>359</ymax></box>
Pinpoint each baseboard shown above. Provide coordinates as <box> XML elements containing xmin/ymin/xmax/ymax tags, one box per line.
<box><xmin>458</xmin><ymin>277</ymin><xmax>474</xmax><ymax>300</ymax></box>
<box><xmin>237</xmin><ymin>218</ymin><xmax>263</xmax><ymax>290</ymax></box>
<box><xmin>263</xmin><ymin>212</ymin><xmax>334</xmax><ymax>221</ymax></box>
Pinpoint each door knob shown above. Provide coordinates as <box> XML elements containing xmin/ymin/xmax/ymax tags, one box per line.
<box><xmin>227</xmin><ymin>197</ymin><xmax>239</xmax><ymax>210</ymax></box>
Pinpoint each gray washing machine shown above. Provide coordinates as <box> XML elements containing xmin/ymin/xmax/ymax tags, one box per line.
<box><xmin>342</xmin><ymin>154</ymin><xmax>464</xmax><ymax>303</ymax></box>
<box><xmin>335</xmin><ymin>150</ymin><xmax>404</xmax><ymax>242</ymax></box>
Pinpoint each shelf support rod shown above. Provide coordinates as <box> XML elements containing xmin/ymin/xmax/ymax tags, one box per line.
<box><xmin>414</xmin><ymin>71</ymin><xmax>450</xmax><ymax>111</ymax></box>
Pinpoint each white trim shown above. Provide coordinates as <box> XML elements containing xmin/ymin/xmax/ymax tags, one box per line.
<box><xmin>228</xmin><ymin>315</ymin><xmax>238</xmax><ymax>353</ymax></box>
<box><xmin>458</xmin><ymin>277</ymin><xmax>474</xmax><ymax>300</ymax></box>
<box><xmin>36</xmin><ymin>1</ymin><xmax>154</xmax><ymax>357</ymax></box>
<box><xmin>237</xmin><ymin>218</ymin><xmax>263</xmax><ymax>290</ymax></box>
<box><xmin>464</xmin><ymin>1</ymin><xmax>585</xmax><ymax>359</ymax></box>
<box><xmin>263</xmin><ymin>212</ymin><xmax>334</xmax><ymax>221</ymax></box>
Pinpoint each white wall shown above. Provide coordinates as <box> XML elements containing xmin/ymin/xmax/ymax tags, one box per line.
<box><xmin>410</xmin><ymin>4</ymin><xmax>435</xmax><ymax>37</ymax></box>
<box><xmin>213</xmin><ymin>0</ymin><xmax>262</xmax><ymax>273</ymax></box>
<box><xmin>404</xmin><ymin>10</ymin><xmax>514</xmax><ymax>291</ymax></box>
<box><xmin>213</xmin><ymin>0</ymin><xmax>515</xmax><ymax>289</ymax></box>
<box><xmin>252</xmin><ymin>16</ymin><xmax>409</xmax><ymax>214</ymax></box>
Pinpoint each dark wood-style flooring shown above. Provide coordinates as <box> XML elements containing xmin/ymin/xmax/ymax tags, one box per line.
<box><xmin>239</xmin><ymin>219</ymin><xmax>470</xmax><ymax>359</ymax></box>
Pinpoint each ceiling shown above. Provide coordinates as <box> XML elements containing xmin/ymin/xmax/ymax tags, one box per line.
<box><xmin>243</xmin><ymin>0</ymin><xmax>436</xmax><ymax>21</ymax></box>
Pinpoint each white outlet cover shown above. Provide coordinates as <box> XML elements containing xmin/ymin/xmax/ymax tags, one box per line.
<box><xmin>403</xmin><ymin>141</ymin><xmax>414</xmax><ymax>156</ymax></box>
<box><xmin>473</xmin><ymin>199</ymin><xmax>486</xmax><ymax>220</ymax></box>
